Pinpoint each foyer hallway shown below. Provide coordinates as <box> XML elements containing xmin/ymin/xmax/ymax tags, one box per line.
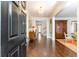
<box><xmin>26</xmin><ymin>36</ymin><xmax>60</xmax><ymax>57</ymax></box>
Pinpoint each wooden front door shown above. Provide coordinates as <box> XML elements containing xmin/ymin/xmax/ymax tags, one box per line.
<box><xmin>55</xmin><ymin>20</ymin><xmax>67</xmax><ymax>39</ymax></box>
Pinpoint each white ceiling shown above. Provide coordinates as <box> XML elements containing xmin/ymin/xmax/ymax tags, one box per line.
<box><xmin>27</xmin><ymin>1</ymin><xmax>77</xmax><ymax>17</ymax></box>
<box><xmin>56</xmin><ymin>2</ymin><xmax>77</xmax><ymax>17</ymax></box>
<box><xmin>27</xmin><ymin>1</ymin><xmax>56</xmax><ymax>17</ymax></box>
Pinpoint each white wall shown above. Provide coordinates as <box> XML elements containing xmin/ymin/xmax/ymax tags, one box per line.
<box><xmin>77</xmin><ymin>2</ymin><xmax>79</xmax><ymax>57</ymax></box>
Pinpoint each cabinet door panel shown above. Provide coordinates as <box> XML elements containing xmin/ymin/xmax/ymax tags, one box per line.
<box><xmin>19</xmin><ymin>11</ymin><xmax>26</xmax><ymax>34</ymax></box>
<box><xmin>12</xmin><ymin>3</ymin><xmax>18</xmax><ymax>36</ymax></box>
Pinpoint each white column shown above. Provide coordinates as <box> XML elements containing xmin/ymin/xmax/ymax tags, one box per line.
<box><xmin>26</xmin><ymin>3</ymin><xmax>29</xmax><ymax>48</ymax></box>
<box><xmin>26</xmin><ymin>14</ymin><xmax>29</xmax><ymax>43</ymax></box>
<box><xmin>77</xmin><ymin>2</ymin><xmax>79</xmax><ymax>57</ymax></box>
<box><xmin>47</xmin><ymin>19</ymin><xmax>50</xmax><ymax>39</ymax></box>
<box><xmin>52</xmin><ymin>16</ymin><xmax>55</xmax><ymax>41</ymax></box>
<box><xmin>52</xmin><ymin>16</ymin><xmax>55</xmax><ymax>54</ymax></box>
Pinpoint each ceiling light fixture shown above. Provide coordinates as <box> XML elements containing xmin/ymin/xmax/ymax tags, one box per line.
<box><xmin>38</xmin><ymin>6</ymin><xmax>44</xmax><ymax>14</ymax></box>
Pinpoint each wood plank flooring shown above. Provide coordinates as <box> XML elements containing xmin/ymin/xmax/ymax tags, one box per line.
<box><xmin>26</xmin><ymin>36</ymin><xmax>61</xmax><ymax>57</ymax></box>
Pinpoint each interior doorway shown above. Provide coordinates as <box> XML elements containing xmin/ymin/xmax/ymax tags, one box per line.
<box><xmin>55</xmin><ymin>20</ymin><xmax>67</xmax><ymax>39</ymax></box>
<box><xmin>37</xmin><ymin>24</ymin><xmax>42</xmax><ymax>42</ymax></box>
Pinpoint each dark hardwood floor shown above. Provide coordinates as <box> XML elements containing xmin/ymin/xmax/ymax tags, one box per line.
<box><xmin>26</xmin><ymin>36</ymin><xmax>61</xmax><ymax>57</ymax></box>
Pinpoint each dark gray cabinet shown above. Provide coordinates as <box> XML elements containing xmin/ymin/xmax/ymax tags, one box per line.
<box><xmin>0</xmin><ymin>1</ymin><xmax>26</xmax><ymax>57</ymax></box>
<box><xmin>1</xmin><ymin>1</ymin><xmax>8</xmax><ymax>57</ymax></box>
